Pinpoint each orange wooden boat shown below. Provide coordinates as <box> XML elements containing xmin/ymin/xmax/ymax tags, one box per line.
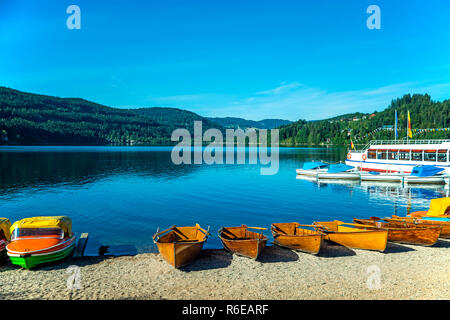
<box><xmin>353</xmin><ymin>217</ymin><xmax>441</xmax><ymax>246</ymax></box>
<box><xmin>153</xmin><ymin>224</ymin><xmax>209</xmax><ymax>268</ymax></box>
<box><xmin>271</xmin><ymin>222</ymin><xmax>324</xmax><ymax>254</ymax></box>
<box><xmin>313</xmin><ymin>220</ymin><xmax>388</xmax><ymax>251</ymax></box>
<box><xmin>388</xmin><ymin>215</ymin><xmax>450</xmax><ymax>239</ymax></box>
<box><xmin>218</xmin><ymin>225</ymin><xmax>267</xmax><ymax>259</ymax></box>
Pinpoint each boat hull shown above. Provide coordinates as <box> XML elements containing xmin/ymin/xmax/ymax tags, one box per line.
<box><xmin>154</xmin><ymin>225</ymin><xmax>209</xmax><ymax>268</ymax></box>
<box><xmin>8</xmin><ymin>240</ymin><xmax>75</xmax><ymax>269</ymax></box>
<box><xmin>316</xmin><ymin>173</ymin><xmax>360</xmax><ymax>180</ymax></box>
<box><xmin>353</xmin><ymin>219</ymin><xmax>441</xmax><ymax>246</ymax></box>
<box><xmin>390</xmin><ymin>216</ymin><xmax>450</xmax><ymax>239</ymax></box>
<box><xmin>156</xmin><ymin>241</ymin><xmax>205</xmax><ymax>268</ymax></box>
<box><xmin>271</xmin><ymin>223</ymin><xmax>323</xmax><ymax>254</ymax></box>
<box><xmin>359</xmin><ymin>173</ymin><xmax>405</xmax><ymax>182</ymax></box>
<box><xmin>296</xmin><ymin>169</ymin><xmax>326</xmax><ymax>176</ymax></box>
<box><xmin>314</xmin><ymin>221</ymin><xmax>387</xmax><ymax>251</ymax></box>
<box><xmin>219</xmin><ymin>226</ymin><xmax>267</xmax><ymax>260</ymax></box>
<box><xmin>404</xmin><ymin>176</ymin><xmax>446</xmax><ymax>184</ymax></box>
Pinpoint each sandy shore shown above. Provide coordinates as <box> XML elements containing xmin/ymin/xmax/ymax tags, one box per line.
<box><xmin>1</xmin><ymin>240</ymin><xmax>449</xmax><ymax>300</ymax></box>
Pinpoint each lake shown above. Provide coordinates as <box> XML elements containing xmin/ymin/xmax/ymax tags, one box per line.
<box><xmin>0</xmin><ymin>146</ymin><xmax>447</xmax><ymax>256</ymax></box>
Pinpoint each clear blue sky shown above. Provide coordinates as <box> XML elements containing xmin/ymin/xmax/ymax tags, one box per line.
<box><xmin>1</xmin><ymin>0</ymin><xmax>450</xmax><ymax>120</ymax></box>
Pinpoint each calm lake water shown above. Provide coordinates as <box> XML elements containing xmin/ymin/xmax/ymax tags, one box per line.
<box><xmin>0</xmin><ymin>146</ymin><xmax>447</xmax><ymax>256</ymax></box>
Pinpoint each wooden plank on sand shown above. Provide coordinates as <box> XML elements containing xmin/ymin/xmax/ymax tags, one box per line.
<box><xmin>73</xmin><ymin>233</ymin><xmax>89</xmax><ymax>258</ymax></box>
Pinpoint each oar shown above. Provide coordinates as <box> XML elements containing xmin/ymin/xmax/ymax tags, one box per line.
<box><xmin>152</xmin><ymin>225</ymin><xmax>176</xmax><ymax>241</ymax></box>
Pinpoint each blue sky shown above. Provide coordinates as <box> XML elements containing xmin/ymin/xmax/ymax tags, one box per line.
<box><xmin>1</xmin><ymin>0</ymin><xmax>450</xmax><ymax>121</ymax></box>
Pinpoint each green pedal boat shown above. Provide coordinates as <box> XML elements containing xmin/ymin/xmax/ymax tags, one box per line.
<box><xmin>6</xmin><ymin>216</ymin><xmax>76</xmax><ymax>269</ymax></box>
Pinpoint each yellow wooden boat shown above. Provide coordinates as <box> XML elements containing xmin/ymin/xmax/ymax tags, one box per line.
<box><xmin>313</xmin><ymin>220</ymin><xmax>388</xmax><ymax>251</ymax></box>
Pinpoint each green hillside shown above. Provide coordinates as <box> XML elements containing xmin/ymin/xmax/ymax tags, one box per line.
<box><xmin>279</xmin><ymin>94</ymin><xmax>450</xmax><ymax>146</ymax></box>
<box><xmin>0</xmin><ymin>87</ymin><xmax>220</xmax><ymax>145</ymax></box>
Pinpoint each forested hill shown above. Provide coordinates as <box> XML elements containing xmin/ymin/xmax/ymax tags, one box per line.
<box><xmin>0</xmin><ymin>87</ymin><xmax>220</xmax><ymax>145</ymax></box>
<box><xmin>207</xmin><ymin>117</ymin><xmax>291</xmax><ymax>130</ymax></box>
<box><xmin>1</xmin><ymin>87</ymin><xmax>449</xmax><ymax>146</ymax></box>
<box><xmin>279</xmin><ymin>94</ymin><xmax>450</xmax><ymax>146</ymax></box>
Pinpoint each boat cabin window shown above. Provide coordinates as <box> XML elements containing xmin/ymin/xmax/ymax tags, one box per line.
<box><xmin>11</xmin><ymin>228</ymin><xmax>64</xmax><ymax>241</ymax></box>
<box><xmin>388</xmin><ymin>150</ymin><xmax>398</xmax><ymax>160</ymax></box>
<box><xmin>399</xmin><ymin>150</ymin><xmax>410</xmax><ymax>161</ymax></box>
<box><xmin>438</xmin><ymin>150</ymin><xmax>448</xmax><ymax>162</ymax></box>
<box><xmin>424</xmin><ymin>150</ymin><xmax>437</xmax><ymax>162</ymax></box>
<box><xmin>377</xmin><ymin>150</ymin><xmax>387</xmax><ymax>160</ymax></box>
<box><xmin>411</xmin><ymin>150</ymin><xmax>423</xmax><ymax>161</ymax></box>
<box><xmin>368</xmin><ymin>150</ymin><xmax>376</xmax><ymax>159</ymax></box>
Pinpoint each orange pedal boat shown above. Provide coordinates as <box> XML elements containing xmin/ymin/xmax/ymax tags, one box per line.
<box><xmin>7</xmin><ymin>216</ymin><xmax>76</xmax><ymax>269</ymax></box>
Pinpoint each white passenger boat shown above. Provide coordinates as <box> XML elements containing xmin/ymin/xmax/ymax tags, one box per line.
<box><xmin>345</xmin><ymin>139</ymin><xmax>450</xmax><ymax>174</ymax></box>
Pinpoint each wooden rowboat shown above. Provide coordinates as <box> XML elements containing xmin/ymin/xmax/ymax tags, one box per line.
<box><xmin>153</xmin><ymin>224</ymin><xmax>209</xmax><ymax>268</ymax></box>
<box><xmin>388</xmin><ymin>215</ymin><xmax>450</xmax><ymax>239</ymax></box>
<box><xmin>353</xmin><ymin>217</ymin><xmax>441</xmax><ymax>246</ymax></box>
<box><xmin>271</xmin><ymin>222</ymin><xmax>324</xmax><ymax>254</ymax></box>
<box><xmin>218</xmin><ymin>225</ymin><xmax>267</xmax><ymax>260</ymax></box>
<box><xmin>313</xmin><ymin>220</ymin><xmax>388</xmax><ymax>252</ymax></box>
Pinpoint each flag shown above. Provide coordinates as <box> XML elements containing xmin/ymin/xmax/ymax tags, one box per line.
<box><xmin>395</xmin><ymin>110</ymin><xmax>398</xmax><ymax>140</ymax></box>
<box><xmin>407</xmin><ymin>111</ymin><xmax>412</xmax><ymax>138</ymax></box>
<box><xmin>350</xmin><ymin>138</ymin><xmax>355</xmax><ymax>150</ymax></box>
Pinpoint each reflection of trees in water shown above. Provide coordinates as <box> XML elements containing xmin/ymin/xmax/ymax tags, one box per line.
<box><xmin>0</xmin><ymin>150</ymin><xmax>199</xmax><ymax>195</ymax></box>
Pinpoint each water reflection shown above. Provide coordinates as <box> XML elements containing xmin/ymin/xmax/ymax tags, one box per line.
<box><xmin>296</xmin><ymin>174</ymin><xmax>449</xmax><ymax>213</ymax></box>
<box><xmin>0</xmin><ymin>147</ymin><xmax>200</xmax><ymax>196</ymax></box>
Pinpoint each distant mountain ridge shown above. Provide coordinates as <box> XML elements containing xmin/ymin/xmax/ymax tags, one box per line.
<box><xmin>208</xmin><ymin>117</ymin><xmax>291</xmax><ymax>130</ymax></box>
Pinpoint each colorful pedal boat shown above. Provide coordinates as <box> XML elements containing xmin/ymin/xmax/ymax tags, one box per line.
<box><xmin>153</xmin><ymin>224</ymin><xmax>210</xmax><ymax>268</ymax></box>
<box><xmin>0</xmin><ymin>218</ymin><xmax>11</xmax><ymax>260</ymax></box>
<box><xmin>6</xmin><ymin>216</ymin><xmax>76</xmax><ymax>269</ymax></box>
<box><xmin>408</xmin><ymin>197</ymin><xmax>450</xmax><ymax>219</ymax></box>
<box><xmin>271</xmin><ymin>222</ymin><xmax>324</xmax><ymax>254</ymax></box>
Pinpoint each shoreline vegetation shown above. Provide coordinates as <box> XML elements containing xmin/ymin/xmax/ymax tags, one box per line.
<box><xmin>1</xmin><ymin>242</ymin><xmax>449</xmax><ymax>300</ymax></box>
<box><xmin>1</xmin><ymin>87</ymin><xmax>450</xmax><ymax>147</ymax></box>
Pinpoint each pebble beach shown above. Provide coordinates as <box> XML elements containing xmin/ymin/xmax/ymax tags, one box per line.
<box><xmin>1</xmin><ymin>240</ymin><xmax>449</xmax><ymax>300</ymax></box>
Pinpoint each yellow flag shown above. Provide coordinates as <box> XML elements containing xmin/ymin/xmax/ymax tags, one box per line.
<box><xmin>407</xmin><ymin>111</ymin><xmax>412</xmax><ymax>138</ymax></box>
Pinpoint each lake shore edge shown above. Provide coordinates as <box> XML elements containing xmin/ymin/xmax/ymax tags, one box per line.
<box><xmin>1</xmin><ymin>241</ymin><xmax>449</xmax><ymax>300</ymax></box>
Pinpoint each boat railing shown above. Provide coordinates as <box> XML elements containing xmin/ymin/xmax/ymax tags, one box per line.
<box><xmin>349</xmin><ymin>139</ymin><xmax>450</xmax><ymax>153</ymax></box>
